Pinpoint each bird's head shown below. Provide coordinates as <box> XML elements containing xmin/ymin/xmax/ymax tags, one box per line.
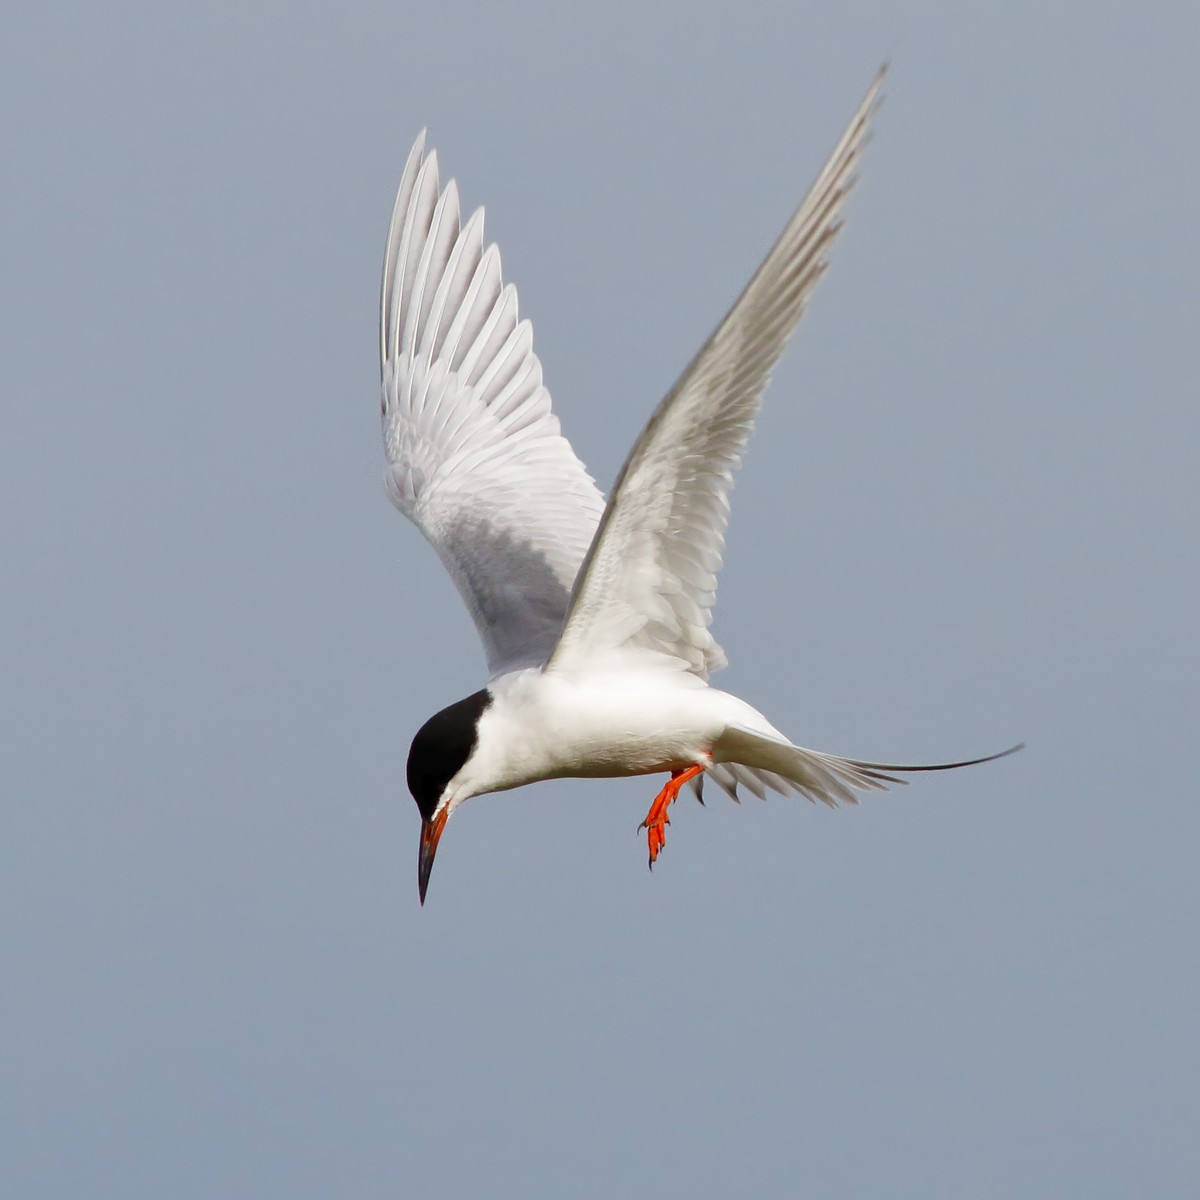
<box><xmin>406</xmin><ymin>688</ymin><xmax>492</xmax><ymax>905</ymax></box>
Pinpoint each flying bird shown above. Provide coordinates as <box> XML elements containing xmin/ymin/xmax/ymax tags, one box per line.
<box><xmin>380</xmin><ymin>68</ymin><xmax>1019</xmax><ymax>904</ymax></box>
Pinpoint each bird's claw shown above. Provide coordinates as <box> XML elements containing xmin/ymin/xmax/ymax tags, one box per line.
<box><xmin>639</xmin><ymin>764</ymin><xmax>704</xmax><ymax>869</ymax></box>
<box><xmin>643</xmin><ymin>812</ymin><xmax>670</xmax><ymax>868</ymax></box>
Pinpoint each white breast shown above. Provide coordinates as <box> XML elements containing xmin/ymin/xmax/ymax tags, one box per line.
<box><xmin>450</xmin><ymin>665</ymin><xmax>770</xmax><ymax>801</ymax></box>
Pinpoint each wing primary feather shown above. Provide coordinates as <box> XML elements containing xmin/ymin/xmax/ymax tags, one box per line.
<box><xmin>549</xmin><ymin>68</ymin><xmax>887</xmax><ymax>679</ymax></box>
<box><xmin>434</xmin><ymin>231</ymin><xmax>494</xmax><ymax>372</ymax></box>
<box><xmin>457</xmin><ymin>281</ymin><xmax>516</xmax><ymax>386</ymax></box>
<box><xmin>380</xmin><ymin>130</ymin><xmax>426</xmax><ymax>374</ymax></box>
<box><xmin>410</xmin><ymin>182</ymin><xmax>470</xmax><ymax>364</ymax></box>
<box><xmin>380</xmin><ymin>132</ymin><xmax>606</xmax><ymax>674</ymax></box>
<box><xmin>408</xmin><ymin>180</ymin><xmax>462</xmax><ymax>365</ymax></box>
<box><xmin>421</xmin><ymin>207</ymin><xmax>485</xmax><ymax>366</ymax></box>
<box><xmin>390</xmin><ymin>154</ymin><xmax>441</xmax><ymax>366</ymax></box>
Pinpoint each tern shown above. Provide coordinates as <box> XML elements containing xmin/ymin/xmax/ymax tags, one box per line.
<box><xmin>380</xmin><ymin>68</ymin><xmax>1019</xmax><ymax>904</ymax></box>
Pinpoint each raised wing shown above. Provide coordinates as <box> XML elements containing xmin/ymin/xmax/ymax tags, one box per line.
<box><xmin>549</xmin><ymin>69</ymin><xmax>884</xmax><ymax>678</ymax></box>
<box><xmin>381</xmin><ymin>133</ymin><xmax>605</xmax><ymax>677</ymax></box>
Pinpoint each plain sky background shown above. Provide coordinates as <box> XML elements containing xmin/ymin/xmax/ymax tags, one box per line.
<box><xmin>4</xmin><ymin>2</ymin><xmax>1198</xmax><ymax>1196</ymax></box>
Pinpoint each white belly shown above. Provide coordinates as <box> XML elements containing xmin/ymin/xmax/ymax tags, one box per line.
<box><xmin>458</xmin><ymin>665</ymin><xmax>779</xmax><ymax>798</ymax></box>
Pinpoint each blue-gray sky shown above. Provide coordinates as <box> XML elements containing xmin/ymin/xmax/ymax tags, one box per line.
<box><xmin>4</xmin><ymin>2</ymin><xmax>1197</xmax><ymax>1196</ymax></box>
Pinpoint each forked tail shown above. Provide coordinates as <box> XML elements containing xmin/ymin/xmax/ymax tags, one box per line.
<box><xmin>695</xmin><ymin>726</ymin><xmax>1023</xmax><ymax>807</ymax></box>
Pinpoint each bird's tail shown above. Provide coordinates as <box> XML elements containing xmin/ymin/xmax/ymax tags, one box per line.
<box><xmin>692</xmin><ymin>725</ymin><xmax>1022</xmax><ymax>807</ymax></box>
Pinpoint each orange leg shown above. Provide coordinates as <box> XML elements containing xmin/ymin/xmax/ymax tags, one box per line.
<box><xmin>639</xmin><ymin>764</ymin><xmax>706</xmax><ymax>868</ymax></box>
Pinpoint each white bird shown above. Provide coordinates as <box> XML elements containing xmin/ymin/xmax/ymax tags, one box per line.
<box><xmin>380</xmin><ymin>67</ymin><xmax>1020</xmax><ymax>904</ymax></box>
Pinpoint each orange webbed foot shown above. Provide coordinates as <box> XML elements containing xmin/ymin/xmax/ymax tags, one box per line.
<box><xmin>638</xmin><ymin>764</ymin><xmax>705</xmax><ymax>868</ymax></box>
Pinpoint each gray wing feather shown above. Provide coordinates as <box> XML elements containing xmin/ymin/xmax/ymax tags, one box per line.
<box><xmin>550</xmin><ymin>69</ymin><xmax>885</xmax><ymax>678</ymax></box>
<box><xmin>380</xmin><ymin>134</ymin><xmax>606</xmax><ymax>677</ymax></box>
